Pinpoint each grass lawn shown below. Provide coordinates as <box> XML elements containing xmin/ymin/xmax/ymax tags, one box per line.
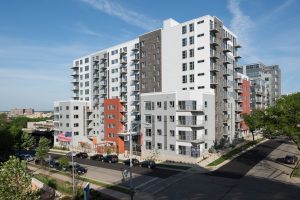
<box><xmin>207</xmin><ymin>138</ymin><xmax>265</xmax><ymax>166</ymax></box>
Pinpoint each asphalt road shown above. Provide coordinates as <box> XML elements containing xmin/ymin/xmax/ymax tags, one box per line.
<box><xmin>154</xmin><ymin>139</ymin><xmax>300</xmax><ymax>200</ymax></box>
<box><xmin>49</xmin><ymin>153</ymin><xmax>179</xmax><ymax>179</ymax></box>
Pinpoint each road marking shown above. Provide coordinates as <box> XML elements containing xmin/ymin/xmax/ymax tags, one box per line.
<box><xmin>135</xmin><ymin>177</ymin><xmax>159</xmax><ymax>190</ymax></box>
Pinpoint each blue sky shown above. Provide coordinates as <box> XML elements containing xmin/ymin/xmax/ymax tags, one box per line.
<box><xmin>0</xmin><ymin>0</ymin><xmax>299</xmax><ymax>111</ymax></box>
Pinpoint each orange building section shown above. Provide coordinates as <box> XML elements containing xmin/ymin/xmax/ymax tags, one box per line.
<box><xmin>241</xmin><ymin>79</ymin><xmax>251</xmax><ymax>133</ymax></box>
<box><xmin>104</xmin><ymin>98</ymin><xmax>126</xmax><ymax>154</ymax></box>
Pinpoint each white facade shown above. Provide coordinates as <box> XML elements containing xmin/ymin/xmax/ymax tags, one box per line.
<box><xmin>141</xmin><ymin>91</ymin><xmax>215</xmax><ymax>162</ymax></box>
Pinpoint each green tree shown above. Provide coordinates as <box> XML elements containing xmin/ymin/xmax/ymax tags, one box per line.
<box><xmin>35</xmin><ymin>137</ymin><xmax>50</xmax><ymax>160</ymax></box>
<box><xmin>243</xmin><ymin>109</ymin><xmax>265</xmax><ymax>141</ymax></box>
<box><xmin>262</xmin><ymin>93</ymin><xmax>300</xmax><ymax>150</ymax></box>
<box><xmin>58</xmin><ymin>156</ymin><xmax>69</xmax><ymax>168</ymax></box>
<box><xmin>20</xmin><ymin>133</ymin><xmax>36</xmax><ymax>150</ymax></box>
<box><xmin>0</xmin><ymin>156</ymin><xmax>39</xmax><ymax>200</ymax></box>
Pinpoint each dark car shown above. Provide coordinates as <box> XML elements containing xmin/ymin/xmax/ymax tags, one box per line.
<box><xmin>66</xmin><ymin>152</ymin><xmax>78</xmax><ymax>157</ymax></box>
<box><xmin>90</xmin><ymin>154</ymin><xmax>104</xmax><ymax>161</ymax></box>
<box><xmin>102</xmin><ymin>155</ymin><xmax>118</xmax><ymax>163</ymax></box>
<box><xmin>73</xmin><ymin>164</ymin><xmax>88</xmax><ymax>175</ymax></box>
<box><xmin>284</xmin><ymin>155</ymin><xmax>298</xmax><ymax>164</ymax></box>
<box><xmin>140</xmin><ymin>160</ymin><xmax>156</xmax><ymax>169</ymax></box>
<box><xmin>76</xmin><ymin>152</ymin><xmax>88</xmax><ymax>159</ymax></box>
<box><xmin>49</xmin><ymin>159</ymin><xmax>60</xmax><ymax>168</ymax></box>
<box><xmin>35</xmin><ymin>159</ymin><xmax>48</xmax><ymax>166</ymax></box>
<box><xmin>123</xmin><ymin>158</ymin><xmax>139</xmax><ymax>166</ymax></box>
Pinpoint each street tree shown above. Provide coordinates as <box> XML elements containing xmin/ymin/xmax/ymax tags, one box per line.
<box><xmin>0</xmin><ymin>156</ymin><xmax>39</xmax><ymax>200</ymax></box>
<box><xmin>58</xmin><ymin>156</ymin><xmax>69</xmax><ymax>168</ymax></box>
<box><xmin>20</xmin><ymin>132</ymin><xmax>36</xmax><ymax>150</ymax></box>
<box><xmin>262</xmin><ymin>93</ymin><xmax>300</xmax><ymax>150</ymax></box>
<box><xmin>243</xmin><ymin>109</ymin><xmax>265</xmax><ymax>141</ymax></box>
<box><xmin>35</xmin><ymin>137</ymin><xmax>50</xmax><ymax>160</ymax></box>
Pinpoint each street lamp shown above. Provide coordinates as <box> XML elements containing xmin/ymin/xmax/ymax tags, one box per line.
<box><xmin>128</xmin><ymin>122</ymin><xmax>149</xmax><ymax>200</ymax></box>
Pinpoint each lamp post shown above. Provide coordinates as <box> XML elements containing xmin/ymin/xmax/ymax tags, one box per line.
<box><xmin>71</xmin><ymin>132</ymin><xmax>75</xmax><ymax>199</ymax></box>
<box><xmin>128</xmin><ymin>122</ymin><xmax>149</xmax><ymax>200</ymax></box>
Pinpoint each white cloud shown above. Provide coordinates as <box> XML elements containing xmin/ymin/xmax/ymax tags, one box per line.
<box><xmin>75</xmin><ymin>22</ymin><xmax>103</xmax><ymax>37</ymax></box>
<box><xmin>80</xmin><ymin>0</ymin><xmax>160</xmax><ymax>30</ymax></box>
<box><xmin>227</xmin><ymin>0</ymin><xmax>257</xmax><ymax>62</ymax></box>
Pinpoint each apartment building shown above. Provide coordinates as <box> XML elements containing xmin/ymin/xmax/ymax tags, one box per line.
<box><xmin>243</xmin><ymin>63</ymin><xmax>281</xmax><ymax>110</ymax></box>
<box><xmin>54</xmin><ymin>15</ymin><xmax>246</xmax><ymax>161</ymax></box>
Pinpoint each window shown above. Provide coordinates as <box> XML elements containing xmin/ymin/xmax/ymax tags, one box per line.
<box><xmin>182</xmin><ymin>88</ymin><xmax>187</xmax><ymax>90</ymax></box>
<box><xmin>189</xmin><ymin>49</ymin><xmax>194</xmax><ymax>57</ymax></box>
<box><xmin>182</xmin><ymin>63</ymin><xmax>187</xmax><ymax>71</ymax></box>
<box><xmin>108</xmin><ymin>105</ymin><xmax>115</xmax><ymax>110</ymax></box>
<box><xmin>157</xmin><ymin>102</ymin><xmax>161</xmax><ymax>108</ymax></box>
<box><xmin>85</xmin><ymin>58</ymin><xmax>89</xmax><ymax>63</ymax></box>
<box><xmin>190</xmin><ymin>87</ymin><xmax>194</xmax><ymax>90</ymax></box>
<box><xmin>145</xmin><ymin>101</ymin><xmax>152</xmax><ymax>110</ymax></box>
<box><xmin>198</xmin><ymin>73</ymin><xmax>205</xmax><ymax>76</ymax></box>
<box><xmin>145</xmin><ymin>129</ymin><xmax>152</xmax><ymax>137</ymax></box>
<box><xmin>198</xmin><ymin>60</ymin><xmax>204</xmax><ymax>63</ymax></box>
<box><xmin>146</xmin><ymin>141</ymin><xmax>152</xmax><ymax>150</ymax></box>
<box><xmin>164</xmin><ymin>101</ymin><xmax>167</xmax><ymax>110</ymax></box>
<box><xmin>197</xmin><ymin>20</ymin><xmax>204</xmax><ymax>24</ymax></box>
<box><xmin>157</xmin><ymin>115</ymin><xmax>162</xmax><ymax>122</ymax></box>
<box><xmin>182</xmin><ymin>75</ymin><xmax>187</xmax><ymax>83</ymax></box>
<box><xmin>170</xmin><ymin>130</ymin><xmax>175</xmax><ymax>137</ymax></box>
<box><xmin>108</xmin><ymin>114</ymin><xmax>114</xmax><ymax>119</ymax></box>
<box><xmin>205</xmin><ymin>129</ymin><xmax>207</xmax><ymax>135</ymax></box>
<box><xmin>85</xmin><ymin>66</ymin><xmax>89</xmax><ymax>71</ymax></box>
<box><xmin>170</xmin><ymin>116</ymin><xmax>175</xmax><ymax>122</ymax></box>
<box><xmin>205</xmin><ymin>101</ymin><xmax>207</xmax><ymax>108</ymax></box>
<box><xmin>190</xmin><ymin>74</ymin><xmax>194</xmax><ymax>83</ymax></box>
<box><xmin>169</xmin><ymin>101</ymin><xmax>175</xmax><ymax>108</ymax></box>
<box><xmin>74</xmin><ymin>123</ymin><xmax>79</xmax><ymax>127</ymax></box>
<box><xmin>198</xmin><ymin>86</ymin><xmax>205</xmax><ymax>89</ymax></box>
<box><xmin>145</xmin><ymin>115</ymin><xmax>152</xmax><ymax>124</ymax></box>
<box><xmin>182</xmin><ymin>26</ymin><xmax>187</xmax><ymax>34</ymax></box>
<box><xmin>182</xmin><ymin>38</ymin><xmax>187</xmax><ymax>47</ymax></box>
<box><xmin>66</xmin><ymin>123</ymin><xmax>69</xmax><ymax>127</ymax></box>
<box><xmin>85</xmin><ymin>81</ymin><xmax>89</xmax><ymax>87</ymax></box>
<box><xmin>74</xmin><ymin>132</ymin><xmax>79</xmax><ymax>136</ymax></box>
<box><xmin>170</xmin><ymin>144</ymin><xmax>175</xmax><ymax>151</ymax></box>
<box><xmin>182</xmin><ymin>50</ymin><xmax>187</xmax><ymax>59</ymax></box>
<box><xmin>197</xmin><ymin>33</ymin><xmax>204</xmax><ymax>37</ymax></box>
<box><xmin>108</xmin><ymin>123</ymin><xmax>115</xmax><ymax>128</ymax></box>
<box><xmin>198</xmin><ymin>47</ymin><xmax>204</xmax><ymax>50</ymax></box>
<box><xmin>74</xmin><ymin>106</ymin><xmax>79</xmax><ymax>110</ymax></box>
<box><xmin>80</xmin><ymin>75</ymin><xmax>83</xmax><ymax>80</ymax></box>
<box><xmin>189</xmin><ymin>23</ymin><xmax>194</xmax><ymax>32</ymax></box>
<box><xmin>205</xmin><ymin>143</ymin><xmax>208</xmax><ymax>149</ymax></box>
<box><xmin>157</xmin><ymin>143</ymin><xmax>162</xmax><ymax>149</ymax></box>
<box><xmin>74</xmin><ymin>115</ymin><xmax>79</xmax><ymax>119</ymax></box>
<box><xmin>157</xmin><ymin>129</ymin><xmax>162</xmax><ymax>135</ymax></box>
<box><xmin>66</xmin><ymin>115</ymin><xmax>69</xmax><ymax>119</ymax></box>
<box><xmin>80</xmin><ymin>60</ymin><xmax>83</xmax><ymax>65</ymax></box>
<box><xmin>85</xmin><ymin>89</ymin><xmax>89</xmax><ymax>95</ymax></box>
<box><xmin>189</xmin><ymin>62</ymin><xmax>194</xmax><ymax>70</ymax></box>
<box><xmin>205</xmin><ymin>115</ymin><xmax>208</xmax><ymax>121</ymax></box>
<box><xmin>189</xmin><ymin>36</ymin><xmax>194</xmax><ymax>45</ymax></box>
<box><xmin>66</xmin><ymin>106</ymin><xmax>69</xmax><ymax>110</ymax></box>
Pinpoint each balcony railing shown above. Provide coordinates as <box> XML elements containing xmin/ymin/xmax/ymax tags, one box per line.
<box><xmin>177</xmin><ymin>120</ymin><xmax>205</xmax><ymax>127</ymax></box>
<box><xmin>176</xmin><ymin>105</ymin><xmax>204</xmax><ymax>112</ymax></box>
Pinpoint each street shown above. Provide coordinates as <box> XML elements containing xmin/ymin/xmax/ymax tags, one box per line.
<box><xmin>151</xmin><ymin>139</ymin><xmax>300</xmax><ymax>200</ymax></box>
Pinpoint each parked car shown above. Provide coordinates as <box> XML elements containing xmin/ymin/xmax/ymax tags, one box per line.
<box><xmin>284</xmin><ymin>155</ymin><xmax>298</xmax><ymax>164</ymax></box>
<box><xmin>35</xmin><ymin>158</ymin><xmax>48</xmax><ymax>166</ymax></box>
<box><xmin>123</xmin><ymin>158</ymin><xmax>140</xmax><ymax>166</ymax></box>
<box><xmin>140</xmin><ymin>160</ymin><xmax>156</xmax><ymax>169</ymax></box>
<box><xmin>66</xmin><ymin>152</ymin><xmax>78</xmax><ymax>157</ymax></box>
<box><xmin>90</xmin><ymin>154</ymin><xmax>104</xmax><ymax>161</ymax></box>
<box><xmin>49</xmin><ymin>159</ymin><xmax>60</xmax><ymax>168</ymax></box>
<box><xmin>102</xmin><ymin>155</ymin><xmax>118</xmax><ymax>163</ymax></box>
<box><xmin>76</xmin><ymin>152</ymin><xmax>88</xmax><ymax>159</ymax></box>
<box><xmin>73</xmin><ymin>164</ymin><xmax>88</xmax><ymax>175</ymax></box>
<box><xmin>21</xmin><ymin>154</ymin><xmax>34</xmax><ymax>162</ymax></box>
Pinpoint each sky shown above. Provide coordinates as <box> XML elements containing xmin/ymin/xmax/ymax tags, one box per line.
<box><xmin>0</xmin><ymin>0</ymin><xmax>299</xmax><ymax>111</ymax></box>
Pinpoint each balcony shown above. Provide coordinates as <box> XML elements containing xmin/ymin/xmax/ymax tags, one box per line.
<box><xmin>94</xmin><ymin>90</ymin><xmax>99</xmax><ymax>95</ymax></box>
<box><xmin>132</xmin><ymin>43</ymin><xmax>140</xmax><ymax>51</ymax></box>
<box><xmin>236</xmin><ymin>106</ymin><xmax>243</xmax><ymax>112</ymax></box>
<box><xmin>93</xmin><ymin>65</ymin><xmax>99</xmax><ymax>71</ymax></box>
<box><xmin>234</xmin><ymin>64</ymin><xmax>242</xmax><ymax>70</ymax></box>
<box><xmin>120</xmin><ymin>59</ymin><xmax>127</xmax><ymax>65</ymax></box>
<box><xmin>120</xmin><ymin>49</ymin><xmax>127</xmax><ymax>55</ymax></box>
<box><xmin>121</xmin><ymin>77</ymin><xmax>127</xmax><ymax>83</ymax></box>
<box><xmin>223</xmin><ymin>56</ymin><xmax>231</xmax><ymax>64</ymax></box>
<box><xmin>132</xmin><ymin>75</ymin><xmax>140</xmax><ymax>82</ymax></box>
<box><xmin>210</xmin><ymin>63</ymin><xmax>219</xmax><ymax>72</ymax></box>
<box><xmin>72</xmin><ymin>78</ymin><xmax>79</xmax><ymax>83</ymax></box>
<box><xmin>72</xmin><ymin>93</ymin><xmax>79</xmax><ymax>98</ymax></box>
<box><xmin>121</xmin><ymin>87</ymin><xmax>127</xmax><ymax>93</ymax></box>
<box><xmin>223</xmin><ymin>116</ymin><xmax>229</xmax><ymax>124</ymax></box>
<box><xmin>93</xmin><ymin>74</ymin><xmax>99</xmax><ymax>79</ymax></box>
<box><xmin>223</xmin><ymin>33</ymin><xmax>231</xmax><ymax>41</ymax></box>
<box><xmin>132</xmin><ymin>64</ymin><xmax>140</xmax><ymax>71</ymax></box>
<box><xmin>236</xmin><ymin>115</ymin><xmax>242</xmax><ymax>122</ymax></box>
<box><xmin>210</xmin><ymin>76</ymin><xmax>218</xmax><ymax>85</ymax></box>
<box><xmin>133</xmin><ymin>86</ymin><xmax>140</xmax><ymax>92</ymax></box>
<box><xmin>210</xmin><ymin>50</ymin><xmax>218</xmax><ymax>59</ymax></box>
<box><xmin>176</xmin><ymin>105</ymin><xmax>204</xmax><ymax>112</ymax></box>
<box><xmin>132</xmin><ymin>54</ymin><xmax>140</xmax><ymax>62</ymax></box>
<box><xmin>236</xmin><ymin>96</ymin><xmax>243</xmax><ymax>103</ymax></box>
<box><xmin>100</xmin><ymin>89</ymin><xmax>107</xmax><ymax>94</ymax></box>
<box><xmin>176</xmin><ymin>134</ymin><xmax>204</xmax><ymax>143</ymax></box>
<box><xmin>72</xmin><ymin>86</ymin><xmax>79</xmax><ymax>91</ymax></box>
<box><xmin>101</xmin><ymin>54</ymin><xmax>108</xmax><ymax>61</ymax></box>
<box><xmin>223</xmin><ymin>80</ymin><xmax>230</xmax><ymax>88</ymax></box>
<box><xmin>120</xmin><ymin>97</ymin><xmax>127</xmax><ymax>103</ymax></box>
<box><xmin>177</xmin><ymin>120</ymin><xmax>205</xmax><ymax>127</ymax></box>
<box><xmin>100</xmin><ymin>81</ymin><xmax>107</xmax><ymax>86</ymax></box>
<box><xmin>234</xmin><ymin>54</ymin><xmax>242</xmax><ymax>59</ymax></box>
<box><xmin>234</xmin><ymin>84</ymin><xmax>242</xmax><ymax>92</ymax></box>
<box><xmin>120</xmin><ymin>117</ymin><xmax>127</xmax><ymax>123</ymax></box>
<box><xmin>210</xmin><ymin>24</ymin><xmax>219</xmax><ymax>33</ymax></box>
<box><xmin>72</xmin><ymin>71</ymin><xmax>79</xmax><ymax>76</ymax></box>
<box><xmin>120</xmin><ymin>67</ymin><xmax>127</xmax><ymax>74</ymax></box>
<box><xmin>120</xmin><ymin>107</ymin><xmax>127</xmax><ymax>113</ymax></box>
<box><xmin>210</xmin><ymin>37</ymin><xmax>218</xmax><ymax>46</ymax></box>
<box><xmin>223</xmin><ymin>92</ymin><xmax>229</xmax><ymax>100</ymax></box>
<box><xmin>235</xmin><ymin>43</ymin><xmax>241</xmax><ymax>48</ymax></box>
<box><xmin>223</xmin><ymin>45</ymin><xmax>232</xmax><ymax>53</ymax></box>
<box><xmin>132</xmin><ymin>106</ymin><xmax>140</xmax><ymax>112</ymax></box>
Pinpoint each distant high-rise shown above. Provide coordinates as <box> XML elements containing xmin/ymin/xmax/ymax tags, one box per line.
<box><xmin>243</xmin><ymin>63</ymin><xmax>281</xmax><ymax>110</ymax></box>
